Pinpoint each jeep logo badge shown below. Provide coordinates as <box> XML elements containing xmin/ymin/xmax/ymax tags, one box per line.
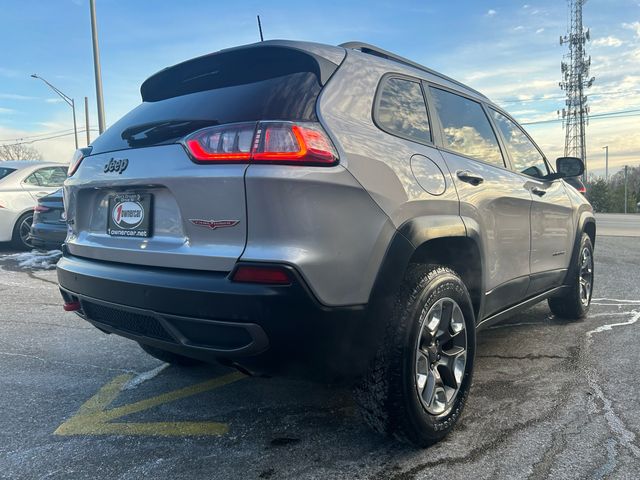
<box><xmin>104</xmin><ymin>158</ymin><xmax>129</xmax><ymax>174</ymax></box>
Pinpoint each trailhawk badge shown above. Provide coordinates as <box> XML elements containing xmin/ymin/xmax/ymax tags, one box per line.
<box><xmin>189</xmin><ymin>219</ymin><xmax>240</xmax><ymax>230</ymax></box>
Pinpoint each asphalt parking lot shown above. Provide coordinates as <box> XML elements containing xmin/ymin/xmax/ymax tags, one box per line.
<box><xmin>1</xmin><ymin>233</ymin><xmax>639</xmax><ymax>479</ymax></box>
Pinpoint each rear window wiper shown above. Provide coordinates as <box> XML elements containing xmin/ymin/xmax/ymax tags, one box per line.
<box><xmin>121</xmin><ymin>119</ymin><xmax>218</xmax><ymax>147</ymax></box>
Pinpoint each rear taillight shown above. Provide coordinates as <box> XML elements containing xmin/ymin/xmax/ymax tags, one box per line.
<box><xmin>34</xmin><ymin>205</ymin><xmax>50</xmax><ymax>213</ymax></box>
<box><xmin>68</xmin><ymin>146</ymin><xmax>92</xmax><ymax>177</ymax></box>
<box><xmin>183</xmin><ymin>121</ymin><xmax>338</xmax><ymax>166</ymax></box>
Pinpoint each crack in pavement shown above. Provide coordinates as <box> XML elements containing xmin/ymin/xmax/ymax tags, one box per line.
<box><xmin>26</xmin><ymin>271</ymin><xmax>58</xmax><ymax>286</ymax></box>
<box><xmin>0</xmin><ymin>351</ymin><xmax>140</xmax><ymax>375</ymax></box>
<box><xmin>528</xmin><ymin>406</ymin><xmax>592</xmax><ymax>480</ymax></box>
<box><xmin>478</xmin><ymin>354</ymin><xmax>568</xmax><ymax>361</ymax></box>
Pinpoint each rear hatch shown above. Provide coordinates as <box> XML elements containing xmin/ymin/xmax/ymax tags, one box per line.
<box><xmin>65</xmin><ymin>42</ymin><xmax>342</xmax><ymax>272</ymax></box>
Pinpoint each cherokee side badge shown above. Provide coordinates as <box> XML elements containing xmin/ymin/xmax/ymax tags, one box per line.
<box><xmin>189</xmin><ymin>219</ymin><xmax>240</xmax><ymax>230</ymax></box>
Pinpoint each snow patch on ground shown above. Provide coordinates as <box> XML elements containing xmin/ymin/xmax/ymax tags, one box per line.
<box><xmin>4</xmin><ymin>250</ymin><xmax>62</xmax><ymax>270</ymax></box>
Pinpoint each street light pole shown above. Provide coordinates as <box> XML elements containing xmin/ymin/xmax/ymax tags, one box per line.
<box><xmin>84</xmin><ymin>96</ymin><xmax>90</xmax><ymax>146</ymax></box>
<box><xmin>624</xmin><ymin>165</ymin><xmax>628</xmax><ymax>214</ymax></box>
<box><xmin>602</xmin><ymin>145</ymin><xmax>608</xmax><ymax>181</ymax></box>
<box><xmin>31</xmin><ymin>74</ymin><xmax>78</xmax><ymax>149</ymax></box>
<box><xmin>90</xmin><ymin>0</ymin><xmax>106</xmax><ymax>134</ymax></box>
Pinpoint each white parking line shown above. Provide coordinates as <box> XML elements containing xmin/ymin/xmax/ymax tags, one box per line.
<box><xmin>123</xmin><ymin>363</ymin><xmax>170</xmax><ymax>390</ymax></box>
<box><xmin>587</xmin><ymin>311</ymin><xmax>640</xmax><ymax>338</ymax></box>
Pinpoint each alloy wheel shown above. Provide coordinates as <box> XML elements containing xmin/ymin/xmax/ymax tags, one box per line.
<box><xmin>415</xmin><ymin>297</ymin><xmax>467</xmax><ymax>416</ymax></box>
<box><xmin>19</xmin><ymin>214</ymin><xmax>34</xmax><ymax>249</ymax></box>
<box><xmin>579</xmin><ymin>247</ymin><xmax>593</xmax><ymax>307</ymax></box>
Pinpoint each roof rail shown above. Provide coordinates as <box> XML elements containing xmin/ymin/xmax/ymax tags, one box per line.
<box><xmin>339</xmin><ymin>41</ymin><xmax>488</xmax><ymax>100</ymax></box>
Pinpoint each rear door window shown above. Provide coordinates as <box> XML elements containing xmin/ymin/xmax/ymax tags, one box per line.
<box><xmin>490</xmin><ymin>109</ymin><xmax>549</xmax><ymax>178</ymax></box>
<box><xmin>24</xmin><ymin>167</ymin><xmax>67</xmax><ymax>187</ymax></box>
<box><xmin>429</xmin><ymin>87</ymin><xmax>504</xmax><ymax>167</ymax></box>
<box><xmin>375</xmin><ymin>76</ymin><xmax>431</xmax><ymax>144</ymax></box>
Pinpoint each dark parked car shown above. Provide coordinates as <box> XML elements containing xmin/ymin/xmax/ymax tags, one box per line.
<box><xmin>30</xmin><ymin>189</ymin><xmax>66</xmax><ymax>250</ymax></box>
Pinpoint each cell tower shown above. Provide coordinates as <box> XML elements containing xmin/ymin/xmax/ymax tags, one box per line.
<box><xmin>559</xmin><ymin>0</ymin><xmax>595</xmax><ymax>179</ymax></box>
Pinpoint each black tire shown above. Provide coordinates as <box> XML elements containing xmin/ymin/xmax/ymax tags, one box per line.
<box><xmin>548</xmin><ymin>233</ymin><xmax>594</xmax><ymax>319</ymax></box>
<box><xmin>138</xmin><ymin>343</ymin><xmax>203</xmax><ymax>366</ymax></box>
<box><xmin>11</xmin><ymin>212</ymin><xmax>34</xmax><ymax>250</ymax></box>
<box><xmin>354</xmin><ymin>264</ymin><xmax>476</xmax><ymax>447</ymax></box>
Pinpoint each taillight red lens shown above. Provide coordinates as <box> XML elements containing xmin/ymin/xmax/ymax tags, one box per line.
<box><xmin>34</xmin><ymin>205</ymin><xmax>50</xmax><ymax>213</ymax></box>
<box><xmin>231</xmin><ymin>265</ymin><xmax>291</xmax><ymax>285</ymax></box>
<box><xmin>183</xmin><ymin>121</ymin><xmax>338</xmax><ymax>166</ymax></box>
<box><xmin>68</xmin><ymin>147</ymin><xmax>92</xmax><ymax>176</ymax></box>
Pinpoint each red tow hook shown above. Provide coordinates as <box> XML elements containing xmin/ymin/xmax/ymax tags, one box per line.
<box><xmin>63</xmin><ymin>301</ymin><xmax>81</xmax><ymax>312</ymax></box>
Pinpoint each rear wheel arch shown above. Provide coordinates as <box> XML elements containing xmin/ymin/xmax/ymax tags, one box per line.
<box><xmin>408</xmin><ymin>236</ymin><xmax>483</xmax><ymax>322</ymax></box>
<box><xmin>564</xmin><ymin>211</ymin><xmax>596</xmax><ymax>284</ymax></box>
<box><xmin>368</xmin><ymin>216</ymin><xmax>484</xmax><ymax>324</ymax></box>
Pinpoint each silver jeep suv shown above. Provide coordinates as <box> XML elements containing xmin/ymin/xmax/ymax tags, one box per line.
<box><xmin>58</xmin><ymin>40</ymin><xmax>595</xmax><ymax>446</ymax></box>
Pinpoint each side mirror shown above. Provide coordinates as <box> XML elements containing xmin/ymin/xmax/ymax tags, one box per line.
<box><xmin>556</xmin><ymin>156</ymin><xmax>584</xmax><ymax>178</ymax></box>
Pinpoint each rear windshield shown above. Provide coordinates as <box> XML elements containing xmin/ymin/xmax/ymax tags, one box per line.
<box><xmin>0</xmin><ymin>167</ymin><xmax>16</xmax><ymax>180</ymax></box>
<box><xmin>90</xmin><ymin>45</ymin><xmax>339</xmax><ymax>154</ymax></box>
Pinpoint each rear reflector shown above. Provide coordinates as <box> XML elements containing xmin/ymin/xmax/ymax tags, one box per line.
<box><xmin>183</xmin><ymin>121</ymin><xmax>338</xmax><ymax>166</ymax></box>
<box><xmin>231</xmin><ymin>266</ymin><xmax>291</xmax><ymax>285</ymax></box>
<box><xmin>63</xmin><ymin>301</ymin><xmax>81</xmax><ymax>312</ymax></box>
<box><xmin>34</xmin><ymin>205</ymin><xmax>50</xmax><ymax>213</ymax></box>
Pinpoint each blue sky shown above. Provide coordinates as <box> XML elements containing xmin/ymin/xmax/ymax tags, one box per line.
<box><xmin>0</xmin><ymin>0</ymin><xmax>638</xmax><ymax>175</ymax></box>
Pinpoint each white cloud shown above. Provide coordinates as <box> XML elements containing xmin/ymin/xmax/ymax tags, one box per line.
<box><xmin>0</xmin><ymin>93</ymin><xmax>37</xmax><ymax>101</ymax></box>
<box><xmin>0</xmin><ymin>107</ymin><xmax>16</xmax><ymax>114</ymax></box>
<box><xmin>536</xmin><ymin>28</ymin><xmax>545</xmax><ymax>34</ymax></box>
<box><xmin>514</xmin><ymin>25</ymin><xmax>525</xmax><ymax>32</ymax></box>
<box><xmin>592</xmin><ymin>36</ymin><xmax>623</xmax><ymax>47</ymax></box>
<box><xmin>486</xmin><ymin>9</ymin><xmax>497</xmax><ymax>17</ymax></box>
<box><xmin>622</xmin><ymin>21</ymin><xmax>640</xmax><ymax>38</ymax></box>
<box><xmin>45</xmin><ymin>98</ymin><xmax>65</xmax><ymax>104</ymax></box>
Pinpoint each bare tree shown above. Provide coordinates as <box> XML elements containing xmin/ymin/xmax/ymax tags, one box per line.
<box><xmin>0</xmin><ymin>144</ymin><xmax>43</xmax><ymax>161</ymax></box>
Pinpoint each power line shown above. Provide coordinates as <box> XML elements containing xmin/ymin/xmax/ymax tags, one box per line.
<box><xmin>1</xmin><ymin>129</ymin><xmax>98</xmax><ymax>147</ymax></box>
<box><xmin>497</xmin><ymin>89</ymin><xmax>640</xmax><ymax>105</ymax></box>
<box><xmin>522</xmin><ymin>108</ymin><xmax>640</xmax><ymax>125</ymax></box>
<box><xmin>0</xmin><ymin>127</ymin><xmax>78</xmax><ymax>143</ymax></box>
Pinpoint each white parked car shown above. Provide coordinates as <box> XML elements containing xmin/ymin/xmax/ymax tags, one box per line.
<box><xmin>0</xmin><ymin>161</ymin><xmax>68</xmax><ymax>249</ymax></box>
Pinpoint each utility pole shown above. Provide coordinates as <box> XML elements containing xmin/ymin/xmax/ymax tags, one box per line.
<box><xmin>31</xmin><ymin>74</ymin><xmax>78</xmax><ymax>149</ymax></box>
<box><xmin>90</xmin><ymin>0</ymin><xmax>106</xmax><ymax>134</ymax></box>
<box><xmin>559</xmin><ymin>0</ymin><xmax>595</xmax><ymax>181</ymax></box>
<box><xmin>602</xmin><ymin>145</ymin><xmax>608</xmax><ymax>181</ymax></box>
<box><xmin>84</xmin><ymin>97</ymin><xmax>90</xmax><ymax>146</ymax></box>
<box><xmin>624</xmin><ymin>165</ymin><xmax>628</xmax><ymax>214</ymax></box>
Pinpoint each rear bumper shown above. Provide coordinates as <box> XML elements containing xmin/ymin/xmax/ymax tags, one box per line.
<box><xmin>57</xmin><ymin>252</ymin><xmax>372</xmax><ymax>380</ymax></box>
<box><xmin>30</xmin><ymin>223</ymin><xmax>66</xmax><ymax>250</ymax></box>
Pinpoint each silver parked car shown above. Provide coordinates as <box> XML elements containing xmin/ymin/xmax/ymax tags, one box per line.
<box><xmin>57</xmin><ymin>40</ymin><xmax>595</xmax><ymax>446</ymax></box>
<box><xmin>0</xmin><ymin>161</ymin><xmax>68</xmax><ymax>249</ymax></box>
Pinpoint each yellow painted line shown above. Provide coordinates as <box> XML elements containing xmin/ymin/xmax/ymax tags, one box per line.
<box><xmin>55</xmin><ymin>371</ymin><xmax>244</xmax><ymax>436</ymax></box>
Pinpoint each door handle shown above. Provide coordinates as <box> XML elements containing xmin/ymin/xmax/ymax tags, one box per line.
<box><xmin>456</xmin><ymin>170</ymin><xmax>484</xmax><ymax>185</ymax></box>
<box><xmin>531</xmin><ymin>187</ymin><xmax>546</xmax><ymax>197</ymax></box>
<box><xmin>35</xmin><ymin>191</ymin><xmax>49</xmax><ymax>198</ymax></box>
